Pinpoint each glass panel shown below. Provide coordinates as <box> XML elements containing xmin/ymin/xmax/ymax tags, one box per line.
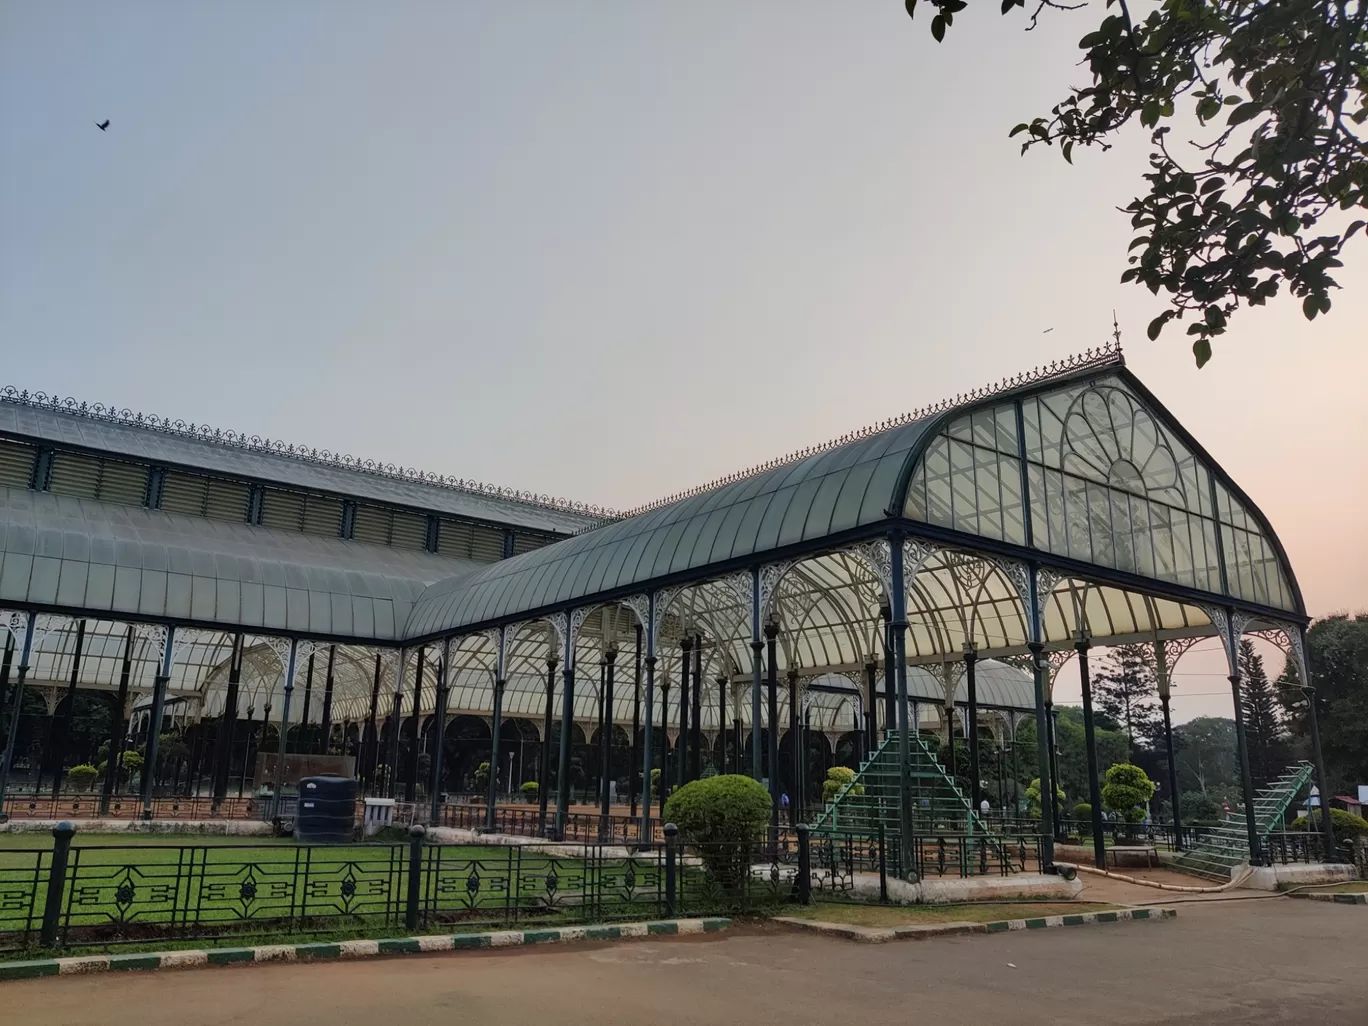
<box><xmin>1000</xmin><ymin>453</ymin><xmax>1026</xmax><ymax>545</ymax></box>
<box><xmin>971</xmin><ymin>410</ymin><xmax>996</xmax><ymax>449</ymax></box>
<box><xmin>1023</xmin><ymin>399</ymin><xmax>1043</xmax><ymax>461</ymax></box>
<box><xmin>1150</xmin><ymin>501</ymin><xmax>1175</xmax><ymax>583</ymax></box>
<box><xmin>1064</xmin><ymin>474</ymin><xmax>1092</xmax><ymax>561</ymax></box>
<box><xmin>995</xmin><ymin>406</ymin><xmax>1019</xmax><ymax>455</ymax></box>
<box><xmin>947</xmin><ymin>414</ymin><xmax>972</xmax><ymax>443</ymax></box>
<box><xmin>921</xmin><ymin>437</ymin><xmax>952</xmax><ymax>527</ymax></box>
<box><xmin>949</xmin><ymin>439</ymin><xmax>977</xmax><ymax>534</ymax></box>
<box><xmin>1085</xmin><ymin>481</ymin><xmax>1114</xmax><ymax>567</ymax></box>
<box><xmin>974</xmin><ymin>445</ymin><xmax>1002</xmax><ymax>541</ymax></box>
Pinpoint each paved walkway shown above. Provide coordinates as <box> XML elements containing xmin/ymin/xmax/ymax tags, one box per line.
<box><xmin>6</xmin><ymin>899</ymin><xmax>1363</xmax><ymax>1025</ymax></box>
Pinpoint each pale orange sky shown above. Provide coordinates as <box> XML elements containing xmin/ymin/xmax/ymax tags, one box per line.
<box><xmin>3</xmin><ymin>4</ymin><xmax>1363</xmax><ymax>719</ymax></box>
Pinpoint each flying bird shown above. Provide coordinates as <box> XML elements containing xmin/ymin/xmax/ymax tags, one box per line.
<box><xmin>1042</xmin><ymin>327</ymin><xmax>1054</xmax><ymax>334</ymax></box>
<box><xmin>95</xmin><ymin>120</ymin><xmax>110</xmax><ymax>131</ymax></box>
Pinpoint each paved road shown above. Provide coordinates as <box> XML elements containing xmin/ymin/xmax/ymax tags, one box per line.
<box><xmin>7</xmin><ymin>899</ymin><xmax>1364</xmax><ymax>1025</ymax></box>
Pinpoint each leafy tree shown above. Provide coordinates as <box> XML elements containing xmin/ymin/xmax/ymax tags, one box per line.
<box><xmin>1239</xmin><ymin>640</ymin><xmax>1288</xmax><ymax>785</ymax></box>
<box><xmin>1278</xmin><ymin>614</ymin><xmax>1368</xmax><ymax>793</ymax></box>
<box><xmin>473</xmin><ymin>761</ymin><xmax>490</xmax><ymax>792</ymax></box>
<box><xmin>821</xmin><ymin>765</ymin><xmax>865</xmax><ymax>803</ymax></box>
<box><xmin>1092</xmin><ymin>645</ymin><xmax>1161</xmax><ymax>756</ymax></box>
<box><xmin>905</xmin><ymin>0</ymin><xmax>1368</xmax><ymax>365</ymax></box>
<box><xmin>1173</xmin><ymin>716</ymin><xmax>1241</xmax><ymax>797</ymax></box>
<box><xmin>1180</xmin><ymin>789</ymin><xmax>1224</xmax><ymax>822</ymax></box>
<box><xmin>1102</xmin><ymin>762</ymin><xmax>1157</xmax><ymax>836</ymax></box>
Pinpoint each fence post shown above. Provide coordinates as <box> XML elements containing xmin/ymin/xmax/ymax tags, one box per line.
<box><xmin>877</xmin><ymin>822</ymin><xmax>889</xmax><ymax>903</ymax></box>
<box><xmin>405</xmin><ymin>823</ymin><xmax>425</xmax><ymax>932</ymax></box>
<box><xmin>795</xmin><ymin>824</ymin><xmax>812</xmax><ymax>905</ymax></box>
<box><xmin>663</xmin><ymin>822</ymin><xmax>678</xmax><ymax>917</ymax></box>
<box><xmin>40</xmin><ymin>822</ymin><xmax>76</xmax><ymax>948</ymax></box>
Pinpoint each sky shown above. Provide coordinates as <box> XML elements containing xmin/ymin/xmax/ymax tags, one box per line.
<box><xmin>2</xmin><ymin>3</ymin><xmax>1364</xmax><ymax>723</ymax></box>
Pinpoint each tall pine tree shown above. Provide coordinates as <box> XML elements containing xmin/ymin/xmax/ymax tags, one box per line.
<box><xmin>1239</xmin><ymin>640</ymin><xmax>1286</xmax><ymax>787</ymax></box>
<box><xmin>1092</xmin><ymin>645</ymin><xmax>1161</xmax><ymax>759</ymax></box>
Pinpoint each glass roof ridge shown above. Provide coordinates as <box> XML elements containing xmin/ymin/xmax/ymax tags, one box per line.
<box><xmin>590</xmin><ymin>340</ymin><xmax>1125</xmax><ymax>532</ymax></box>
<box><xmin>0</xmin><ymin>384</ymin><xmax>616</xmax><ymax>523</ymax></box>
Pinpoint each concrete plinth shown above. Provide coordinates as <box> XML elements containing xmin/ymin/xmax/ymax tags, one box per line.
<box><xmin>1239</xmin><ymin>862</ymin><xmax>1361</xmax><ymax>891</ymax></box>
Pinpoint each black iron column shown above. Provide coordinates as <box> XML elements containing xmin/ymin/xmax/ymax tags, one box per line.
<box><xmin>765</xmin><ymin>623</ymin><xmax>780</xmax><ymax>839</ymax></box>
<box><xmin>364</xmin><ymin>653</ymin><xmax>382</xmax><ymax>793</ymax></box>
<box><xmin>0</xmin><ymin>634</ymin><xmax>12</xmax><ymax>763</ymax></box>
<box><xmin>299</xmin><ymin>650</ymin><xmax>315</xmax><ymax>758</ymax></box>
<box><xmin>1076</xmin><ymin>634</ymin><xmax>1106</xmax><ymax>868</ymax></box>
<box><xmin>787</xmin><ymin>668</ymin><xmax>799</xmax><ymax>826</ymax></box>
<box><xmin>1027</xmin><ymin>636</ymin><xmax>1054</xmax><ymax>868</ymax></box>
<box><xmin>1047</xmin><ymin>704</ymin><xmax>1063</xmax><ymax>840</ymax></box>
<box><xmin>141</xmin><ymin>627</ymin><xmax>177</xmax><ymax>819</ymax></box>
<box><xmin>716</xmin><ymin>676</ymin><xmax>727</xmax><ymax>774</ymax></box>
<box><xmin>1154</xmin><ymin>640</ymin><xmax>1184</xmax><ymax>852</ymax></box>
<box><xmin>881</xmin><ymin>604</ymin><xmax>895</xmax><ymax>742</ymax></box>
<box><xmin>488</xmin><ymin>661</ymin><xmax>506</xmax><ymax>830</ymax></box>
<box><xmin>864</xmin><ymin>659</ymin><xmax>878</xmax><ymax>758</ymax></box>
<box><xmin>50</xmin><ymin>620</ymin><xmax>86</xmax><ymax>797</ymax></box>
<box><xmin>690</xmin><ymin>634</ymin><xmax>703</xmax><ymax>783</ymax></box>
<box><xmin>430</xmin><ymin>653</ymin><xmax>448</xmax><ymax>825</ymax></box>
<box><xmin>657</xmin><ymin>675</ymin><xmax>671</xmax><ymax>820</ymax></box>
<box><xmin>386</xmin><ymin>653</ymin><xmax>406</xmax><ymax>800</ymax></box>
<box><xmin>102</xmin><ymin>626</ymin><xmax>136</xmax><ymax>814</ymax></box>
<box><xmin>599</xmin><ymin>648</ymin><xmax>616</xmax><ymax>836</ymax></box>
<box><xmin>320</xmin><ymin>645</ymin><xmax>336</xmax><ymax>755</ymax></box>
<box><xmin>641</xmin><ymin>647</ymin><xmax>657</xmax><ymax>841</ymax></box>
<box><xmin>1303</xmin><ymin>682</ymin><xmax>1338</xmax><ymax>860</ymax></box>
<box><xmin>402</xmin><ymin>645</ymin><xmax>424</xmax><ymax>809</ymax></box>
<box><xmin>554</xmin><ymin>630</ymin><xmax>577</xmax><ymax>840</ymax></box>
<box><xmin>964</xmin><ymin>643</ymin><xmax>981</xmax><ymax>816</ymax></box>
<box><xmin>212</xmin><ymin>634</ymin><xmax>244</xmax><ymax>810</ymax></box>
<box><xmin>1225</xmin><ymin>627</ymin><xmax>1261</xmax><ymax>863</ymax></box>
<box><xmin>538</xmin><ymin>656</ymin><xmax>557</xmax><ymax>835</ymax></box>
<box><xmin>630</xmin><ymin>625</ymin><xmax>642</xmax><ymax>819</ymax></box>
<box><xmin>678</xmin><ymin>637</ymin><xmax>691</xmax><ymax>788</ymax></box>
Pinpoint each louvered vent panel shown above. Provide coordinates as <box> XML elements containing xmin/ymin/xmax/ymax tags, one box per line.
<box><xmin>204</xmin><ymin>479</ymin><xmax>251</xmax><ymax>522</ymax></box>
<box><xmin>470</xmin><ymin>524</ymin><xmax>505</xmax><ymax>563</ymax></box>
<box><xmin>389</xmin><ymin>512</ymin><xmax>428</xmax><ymax>551</ymax></box>
<box><xmin>47</xmin><ymin>452</ymin><xmax>102</xmax><ymax>500</ymax></box>
<box><xmin>261</xmin><ymin>488</ymin><xmax>306</xmax><ymax>531</ymax></box>
<box><xmin>159</xmin><ymin>472</ymin><xmax>209</xmax><ymax>515</ymax></box>
<box><xmin>98</xmin><ymin>460</ymin><xmax>149</xmax><ymax>506</ymax></box>
<box><xmin>0</xmin><ymin>441</ymin><xmax>37</xmax><ymax>488</ymax></box>
<box><xmin>351</xmin><ymin>504</ymin><xmax>392</xmax><ymax>545</ymax></box>
<box><xmin>301</xmin><ymin>495</ymin><xmax>344</xmax><ymax>538</ymax></box>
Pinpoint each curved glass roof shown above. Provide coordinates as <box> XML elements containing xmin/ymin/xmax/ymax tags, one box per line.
<box><xmin>0</xmin><ymin>485</ymin><xmax>478</xmax><ymax>640</ymax></box>
<box><xmin>405</xmin><ymin>355</ymin><xmax>1301</xmax><ymax>641</ymax></box>
<box><xmin>405</xmin><ymin>416</ymin><xmax>937</xmax><ymax>636</ymax></box>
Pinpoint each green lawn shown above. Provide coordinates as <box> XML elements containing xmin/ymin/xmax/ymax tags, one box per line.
<box><xmin>0</xmin><ymin>835</ymin><xmax>666</xmax><ymax>956</ymax></box>
<box><xmin>783</xmin><ymin>901</ymin><xmax>1120</xmax><ymax>927</ymax></box>
<box><xmin>1296</xmin><ymin>880</ymin><xmax>1368</xmax><ymax>894</ymax></box>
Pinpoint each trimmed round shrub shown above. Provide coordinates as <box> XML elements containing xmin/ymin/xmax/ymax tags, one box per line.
<box><xmin>1073</xmin><ymin>802</ymin><xmax>1093</xmax><ymax>821</ymax></box>
<box><xmin>821</xmin><ymin>766</ymin><xmax>864</xmax><ymax>804</ymax></box>
<box><xmin>1292</xmin><ymin>808</ymin><xmax>1368</xmax><ymax>840</ymax></box>
<box><xmin>519</xmin><ymin>781</ymin><xmax>539</xmax><ymax>801</ymax></box>
<box><xmin>663</xmin><ymin>774</ymin><xmax>772</xmax><ymax>891</ymax></box>
<box><xmin>1024</xmin><ymin>778</ymin><xmax>1066</xmax><ymax>817</ymax></box>
<box><xmin>1102</xmin><ymin>763</ymin><xmax>1156</xmax><ymax>835</ymax></box>
<box><xmin>66</xmin><ymin>764</ymin><xmax>99</xmax><ymax>791</ymax></box>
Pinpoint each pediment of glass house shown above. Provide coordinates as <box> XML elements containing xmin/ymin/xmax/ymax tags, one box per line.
<box><xmin>903</xmin><ymin>373</ymin><xmax>1298</xmax><ymax>613</ymax></box>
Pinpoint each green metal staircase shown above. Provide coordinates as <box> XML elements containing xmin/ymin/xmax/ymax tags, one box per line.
<box><xmin>810</xmin><ymin>731</ymin><xmax>991</xmax><ymax>838</ymax></box>
<box><xmin>1171</xmin><ymin>761</ymin><xmax>1316</xmax><ymax>882</ymax></box>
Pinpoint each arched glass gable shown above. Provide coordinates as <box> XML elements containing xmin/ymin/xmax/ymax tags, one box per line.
<box><xmin>904</xmin><ymin>374</ymin><xmax>1296</xmax><ymax>611</ymax></box>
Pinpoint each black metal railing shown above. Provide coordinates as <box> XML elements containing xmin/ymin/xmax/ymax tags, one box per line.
<box><xmin>1</xmin><ymin>794</ymin><xmax>257</xmax><ymax>822</ymax></box>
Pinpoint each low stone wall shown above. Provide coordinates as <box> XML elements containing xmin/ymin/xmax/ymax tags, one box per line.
<box><xmin>845</xmin><ymin>870</ymin><xmax>1083</xmax><ymax>905</ymax></box>
<box><xmin>1240</xmin><ymin>862</ymin><xmax>1361</xmax><ymax>891</ymax></box>
<box><xmin>0</xmin><ymin>818</ymin><xmax>274</xmax><ymax>837</ymax></box>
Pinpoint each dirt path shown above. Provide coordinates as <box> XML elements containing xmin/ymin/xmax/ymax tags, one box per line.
<box><xmin>5</xmin><ymin>901</ymin><xmax>1363</xmax><ymax>1025</ymax></box>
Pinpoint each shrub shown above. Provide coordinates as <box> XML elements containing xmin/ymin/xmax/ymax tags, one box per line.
<box><xmin>821</xmin><ymin>766</ymin><xmax>864</xmax><ymax>804</ymax></box>
<box><xmin>520</xmin><ymin>781</ymin><xmax>539</xmax><ymax>801</ymax></box>
<box><xmin>1073</xmin><ymin>802</ymin><xmax>1093</xmax><ymax>822</ymax></box>
<box><xmin>1024</xmin><ymin>778</ymin><xmax>1066</xmax><ymax>817</ymax></box>
<box><xmin>473</xmin><ymin>761</ymin><xmax>490</xmax><ymax>791</ymax></box>
<box><xmin>66</xmin><ymin>764</ymin><xmax>99</xmax><ymax>791</ymax></box>
<box><xmin>650</xmin><ymin>767</ymin><xmax>661</xmax><ymax>791</ymax></box>
<box><xmin>1102</xmin><ymin>763</ymin><xmax>1156</xmax><ymax>834</ymax></box>
<box><xmin>663</xmin><ymin>775</ymin><xmax>772</xmax><ymax>892</ymax></box>
<box><xmin>1180</xmin><ymin>790</ymin><xmax>1223</xmax><ymax>822</ymax></box>
<box><xmin>1291</xmin><ymin>808</ymin><xmax>1368</xmax><ymax>840</ymax></box>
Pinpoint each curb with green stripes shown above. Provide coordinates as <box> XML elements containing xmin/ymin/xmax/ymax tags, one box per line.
<box><xmin>775</xmin><ymin>906</ymin><xmax>1176</xmax><ymax>943</ymax></box>
<box><xmin>0</xmin><ymin>917</ymin><xmax>731</xmax><ymax>982</ymax></box>
<box><xmin>1287</xmin><ymin>891</ymin><xmax>1367</xmax><ymax>905</ymax></box>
